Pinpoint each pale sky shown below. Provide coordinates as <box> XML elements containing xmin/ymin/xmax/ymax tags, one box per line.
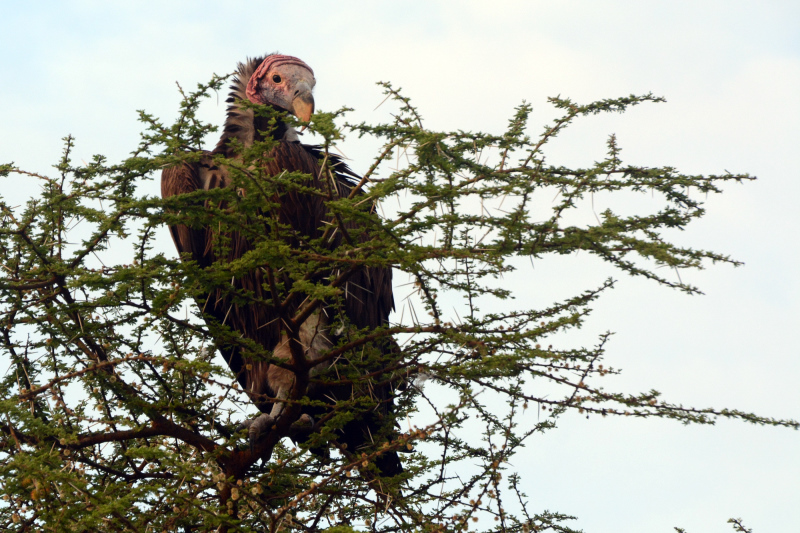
<box><xmin>1</xmin><ymin>2</ymin><xmax>798</xmax><ymax>532</ymax></box>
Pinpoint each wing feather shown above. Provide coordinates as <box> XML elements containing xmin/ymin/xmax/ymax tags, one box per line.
<box><xmin>161</xmin><ymin>161</ymin><xmax>211</xmax><ymax>266</ymax></box>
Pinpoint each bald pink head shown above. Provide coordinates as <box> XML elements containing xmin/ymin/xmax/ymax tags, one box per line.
<box><xmin>245</xmin><ymin>55</ymin><xmax>315</xmax><ymax>105</ymax></box>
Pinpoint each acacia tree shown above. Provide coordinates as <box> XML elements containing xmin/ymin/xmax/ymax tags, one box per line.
<box><xmin>0</xmin><ymin>74</ymin><xmax>795</xmax><ymax>532</ymax></box>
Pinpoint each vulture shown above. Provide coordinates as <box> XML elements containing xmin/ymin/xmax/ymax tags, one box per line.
<box><xmin>161</xmin><ymin>54</ymin><xmax>401</xmax><ymax>476</ymax></box>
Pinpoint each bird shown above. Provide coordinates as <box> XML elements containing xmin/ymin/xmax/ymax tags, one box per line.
<box><xmin>161</xmin><ymin>54</ymin><xmax>402</xmax><ymax>476</ymax></box>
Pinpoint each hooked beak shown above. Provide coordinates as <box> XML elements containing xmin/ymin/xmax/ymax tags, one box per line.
<box><xmin>291</xmin><ymin>80</ymin><xmax>315</xmax><ymax>129</ymax></box>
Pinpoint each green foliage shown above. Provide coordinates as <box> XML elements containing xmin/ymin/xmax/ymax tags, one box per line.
<box><xmin>0</xmin><ymin>74</ymin><xmax>794</xmax><ymax>532</ymax></box>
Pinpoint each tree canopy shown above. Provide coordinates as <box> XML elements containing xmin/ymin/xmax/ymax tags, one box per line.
<box><xmin>0</xmin><ymin>74</ymin><xmax>794</xmax><ymax>532</ymax></box>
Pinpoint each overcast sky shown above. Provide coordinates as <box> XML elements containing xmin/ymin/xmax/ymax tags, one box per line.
<box><xmin>1</xmin><ymin>2</ymin><xmax>798</xmax><ymax>532</ymax></box>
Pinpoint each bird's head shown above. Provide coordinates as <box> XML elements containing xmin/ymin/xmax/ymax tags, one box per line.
<box><xmin>245</xmin><ymin>54</ymin><xmax>316</xmax><ymax>124</ymax></box>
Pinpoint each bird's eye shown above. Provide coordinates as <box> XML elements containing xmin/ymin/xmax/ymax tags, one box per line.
<box><xmin>272</xmin><ymin>74</ymin><xmax>282</xmax><ymax>83</ymax></box>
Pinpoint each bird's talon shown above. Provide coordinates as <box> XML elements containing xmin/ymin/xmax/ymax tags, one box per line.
<box><xmin>296</xmin><ymin>414</ymin><xmax>314</xmax><ymax>428</ymax></box>
<box><xmin>244</xmin><ymin>413</ymin><xmax>276</xmax><ymax>450</ymax></box>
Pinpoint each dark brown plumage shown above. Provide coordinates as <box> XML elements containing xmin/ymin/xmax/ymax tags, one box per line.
<box><xmin>161</xmin><ymin>54</ymin><xmax>401</xmax><ymax>475</ymax></box>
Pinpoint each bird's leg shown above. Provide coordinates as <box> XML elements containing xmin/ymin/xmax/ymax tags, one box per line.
<box><xmin>238</xmin><ymin>325</ymin><xmax>324</xmax><ymax>448</ymax></box>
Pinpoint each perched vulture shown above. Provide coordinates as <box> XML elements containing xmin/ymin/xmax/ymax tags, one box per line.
<box><xmin>161</xmin><ymin>54</ymin><xmax>401</xmax><ymax>475</ymax></box>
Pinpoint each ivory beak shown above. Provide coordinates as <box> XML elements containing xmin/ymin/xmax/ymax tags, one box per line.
<box><xmin>291</xmin><ymin>81</ymin><xmax>315</xmax><ymax>129</ymax></box>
